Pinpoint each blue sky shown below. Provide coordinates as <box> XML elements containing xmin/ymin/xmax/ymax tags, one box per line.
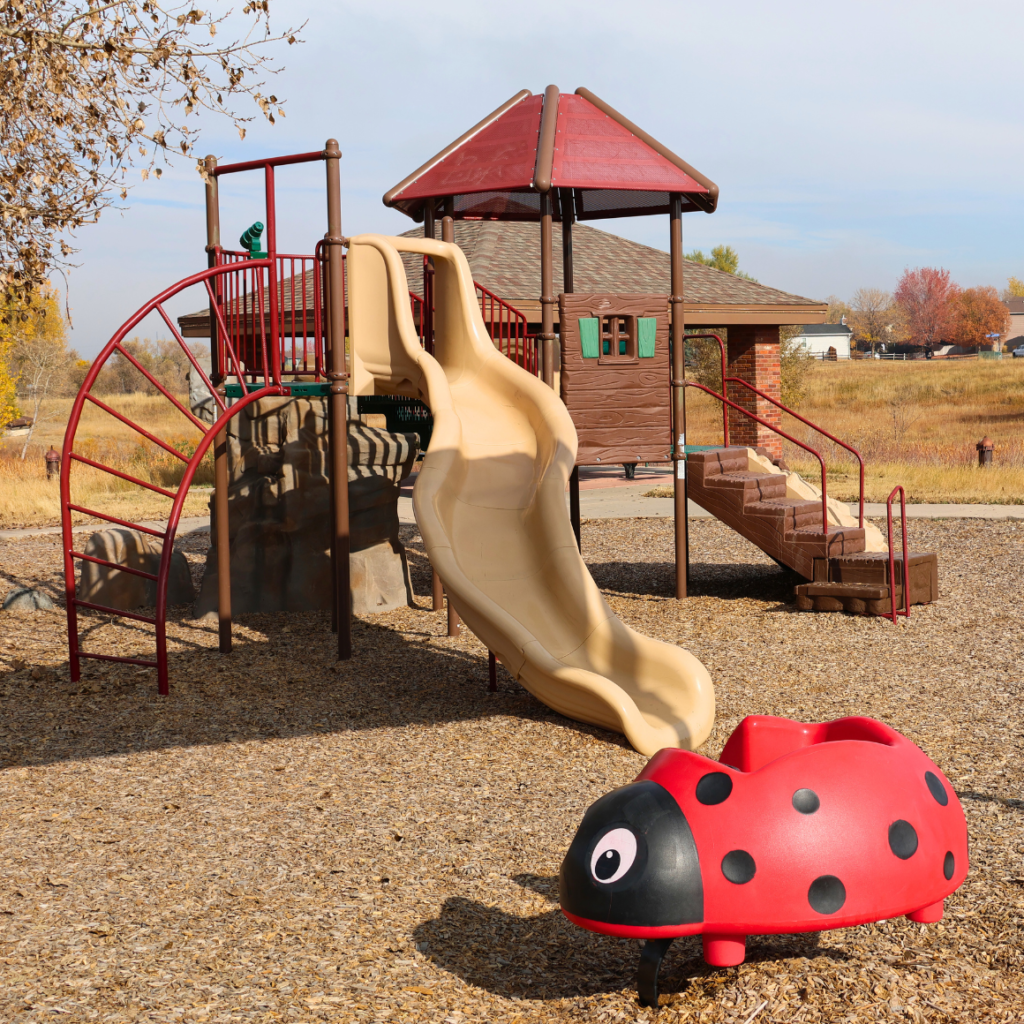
<box><xmin>65</xmin><ymin>0</ymin><xmax>1024</xmax><ymax>355</ymax></box>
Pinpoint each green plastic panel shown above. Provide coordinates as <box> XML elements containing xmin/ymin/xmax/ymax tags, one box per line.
<box><xmin>578</xmin><ymin>318</ymin><xmax>600</xmax><ymax>358</ymax></box>
<box><xmin>638</xmin><ymin>317</ymin><xmax>657</xmax><ymax>358</ymax></box>
<box><xmin>224</xmin><ymin>382</ymin><xmax>331</xmax><ymax>398</ymax></box>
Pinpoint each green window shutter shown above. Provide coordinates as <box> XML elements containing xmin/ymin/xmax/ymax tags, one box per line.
<box><xmin>578</xmin><ymin>318</ymin><xmax>600</xmax><ymax>358</ymax></box>
<box><xmin>638</xmin><ymin>317</ymin><xmax>657</xmax><ymax>358</ymax></box>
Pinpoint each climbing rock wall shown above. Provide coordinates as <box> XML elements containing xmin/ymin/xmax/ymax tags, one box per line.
<box><xmin>77</xmin><ymin>528</ymin><xmax>196</xmax><ymax>611</ymax></box>
<box><xmin>192</xmin><ymin>395</ymin><xmax>418</xmax><ymax>619</ymax></box>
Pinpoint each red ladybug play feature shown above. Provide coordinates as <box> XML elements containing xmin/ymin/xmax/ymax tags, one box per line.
<box><xmin>559</xmin><ymin>715</ymin><xmax>969</xmax><ymax>1007</ymax></box>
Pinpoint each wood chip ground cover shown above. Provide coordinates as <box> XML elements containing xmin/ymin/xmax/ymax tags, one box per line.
<box><xmin>0</xmin><ymin>518</ymin><xmax>1021</xmax><ymax>1023</ymax></box>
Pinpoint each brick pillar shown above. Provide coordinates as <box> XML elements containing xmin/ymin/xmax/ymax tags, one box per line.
<box><xmin>726</xmin><ymin>324</ymin><xmax>782</xmax><ymax>459</ymax></box>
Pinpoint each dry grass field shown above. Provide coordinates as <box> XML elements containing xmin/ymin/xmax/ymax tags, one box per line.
<box><xmin>0</xmin><ymin>395</ymin><xmax>213</xmax><ymax>530</ymax></box>
<box><xmin>2</xmin><ymin>357</ymin><xmax>1023</xmax><ymax>531</ymax></box>
<box><xmin>0</xmin><ymin>517</ymin><xmax>1020</xmax><ymax>1023</ymax></box>
<box><xmin>684</xmin><ymin>358</ymin><xmax>1024</xmax><ymax>503</ymax></box>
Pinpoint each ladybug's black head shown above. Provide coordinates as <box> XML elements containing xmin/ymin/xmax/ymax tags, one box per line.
<box><xmin>559</xmin><ymin>780</ymin><xmax>704</xmax><ymax>930</ymax></box>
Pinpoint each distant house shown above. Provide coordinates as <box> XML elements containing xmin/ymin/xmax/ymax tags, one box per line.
<box><xmin>1003</xmin><ymin>297</ymin><xmax>1024</xmax><ymax>348</ymax></box>
<box><xmin>791</xmin><ymin>322</ymin><xmax>853</xmax><ymax>359</ymax></box>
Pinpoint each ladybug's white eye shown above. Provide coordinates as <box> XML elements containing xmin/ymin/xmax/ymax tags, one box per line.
<box><xmin>590</xmin><ymin>828</ymin><xmax>638</xmax><ymax>884</ymax></box>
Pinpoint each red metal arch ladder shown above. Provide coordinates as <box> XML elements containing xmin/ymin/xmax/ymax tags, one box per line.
<box><xmin>60</xmin><ymin>142</ymin><xmax>353</xmax><ymax>694</ymax></box>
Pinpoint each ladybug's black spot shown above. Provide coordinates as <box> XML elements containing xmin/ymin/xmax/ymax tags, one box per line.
<box><xmin>925</xmin><ymin>771</ymin><xmax>949</xmax><ymax>806</ymax></box>
<box><xmin>808</xmin><ymin>875</ymin><xmax>846</xmax><ymax>914</ymax></box>
<box><xmin>721</xmin><ymin>850</ymin><xmax>756</xmax><ymax>884</ymax></box>
<box><xmin>792</xmin><ymin>788</ymin><xmax>820</xmax><ymax>814</ymax></box>
<box><xmin>696</xmin><ymin>772</ymin><xmax>733</xmax><ymax>805</ymax></box>
<box><xmin>889</xmin><ymin>820</ymin><xmax>919</xmax><ymax>860</ymax></box>
<box><xmin>943</xmin><ymin>851</ymin><xmax>955</xmax><ymax>881</ymax></box>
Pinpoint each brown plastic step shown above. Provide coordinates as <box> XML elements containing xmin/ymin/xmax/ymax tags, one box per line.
<box><xmin>745</xmin><ymin>498</ymin><xmax>822</xmax><ymax>530</ymax></box>
<box><xmin>706</xmin><ymin>472</ymin><xmax>788</xmax><ymax>500</ymax></box>
<box><xmin>788</xmin><ymin>526</ymin><xmax>866</xmax><ymax>557</ymax></box>
<box><xmin>829</xmin><ymin>551</ymin><xmax>938</xmax><ymax>606</ymax></box>
<box><xmin>795</xmin><ymin>581</ymin><xmax>896</xmax><ymax>615</ymax></box>
<box><xmin>686</xmin><ymin>448</ymin><xmax>750</xmax><ymax>478</ymax></box>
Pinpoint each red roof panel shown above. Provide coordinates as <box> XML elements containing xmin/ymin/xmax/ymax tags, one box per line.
<box><xmin>551</xmin><ymin>94</ymin><xmax>707</xmax><ymax>194</ymax></box>
<box><xmin>395</xmin><ymin>94</ymin><xmax>542</xmax><ymax>202</ymax></box>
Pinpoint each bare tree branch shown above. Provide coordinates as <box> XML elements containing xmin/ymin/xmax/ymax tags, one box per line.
<box><xmin>0</xmin><ymin>0</ymin><xmax>302</xmax><ymax>303</ymax></box>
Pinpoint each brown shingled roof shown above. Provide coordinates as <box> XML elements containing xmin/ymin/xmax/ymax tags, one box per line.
<box><xmin>179</xmin><ymin>222</ymin><xmax>824</xmax><ymax>338</ymax></box>
<box><xmin>399</xmin><ymin>221</ymin><xmax>822</xmax><ymax>320</ymax></box>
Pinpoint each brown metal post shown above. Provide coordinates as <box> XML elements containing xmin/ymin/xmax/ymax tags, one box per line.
<box><xmin>488</xmin><ymin>651</ymin><xmax>497</xmax><ymax>692</ymax></box>
<box><xmin>670</xmin><ymin>194</ymin><xmax>689</xmax><ymax>599</ymax></box>
<box><xmin>561</xmin><ymin>188</ymin><xmax>574</xmax><ymax>294</ymax></box>
<box><xmin>540</xmin><ymin>191</ymin><xmax>555</xmax><ymax>388</ymax></box>
<box><xmin>441</xmin><ymin>211</ymin><xmax>460</xmax><ymax>637</ymax></box>
<box><xmin>561</xmin><ymin>188</ymin><xmax>580</xmax><ymax>548</ymax></box>
<box><xmin>569</xmin><ymin>466</ymin><xmax>581</xmax><ymax>551</ymax></box>
<box><xmin>325</xmin><ymin>139</ymin><xmax>352</xmax><ymax>660</ymax></box>
<box><xmin>204</xmin><ymin>155</ymin><xmax>233</xmax><ymax>653</ymax></box>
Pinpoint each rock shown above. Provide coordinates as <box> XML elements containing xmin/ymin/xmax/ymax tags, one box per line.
<box><xmin>187</xmin><ymin>350</ymin><xmax>216</xmax><ymax>426</ymax></box>
<box><xmin>76</xmin><ymin>528</ymin><xmax>195</xmax><ymax>611</ymax></box>
<box><xmin>3</xmin><ymin>587</ymin><xmax>55</xmax><ymax>611</ymax></box>
<box><xmin>192</xmin><ymin>395</ymin><xmax>418</xmax><ymax>619</ymax></box>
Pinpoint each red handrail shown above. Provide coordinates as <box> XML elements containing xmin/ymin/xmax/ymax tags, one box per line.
<box><xmin>886</xmin><ymin>486</ymin><xmax>910</xmax><ymax>624</ymax></box>
<box><xmin>685</xmin><ymin>381</ymin><xmax>832</xmax><ymax>536</ymax></box>
<box><xmin>689</xmin><ymin>332</ymin><xmax>865</xmax><ymax>528</ymax></box>
<box><xmin>408</xmin><ymin>281</ymin><xmax>538</xmax><ymax>374</ymax></box>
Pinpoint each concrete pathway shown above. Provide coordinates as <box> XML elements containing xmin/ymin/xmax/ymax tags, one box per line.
<box><xmin>3</xmin><ymin>494</ymin><xmax>1022</xmax><ymax>540</ymax></box>
<box><xmin>0</xmin><ymin>516</ymin><xmax>212</xmax><ymax>540</ymax></box>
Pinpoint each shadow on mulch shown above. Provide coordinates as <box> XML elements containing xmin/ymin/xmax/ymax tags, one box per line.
<box><xmin>413</xmin><ymin>890</ymin><xmax>849</xmax><ymax>1002</ymax></box>
<box><xmin>0</xmin><ymin>614</ymin><xmax>562</xmax><ymax>771</ymax></box>
<box><xmin>588</xmin><ymin>559</ymin><xmax>798</xmax><ymax>605</ymax></box>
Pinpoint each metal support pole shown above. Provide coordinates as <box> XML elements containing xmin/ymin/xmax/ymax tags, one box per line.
<box><xmin>561</xmin><ymin>188</ymin><xmax>574</xmax><ymax>295</ymax></box>
<box><xmin>325</xmin><ymin>138</ymin><xmax>352</xmax><ymax>660</ymax></box>
<box><xmin>204</xmin><ymin>155</ymin><xmax>233</xmax><ymax>653</ymax></box>
<box><xmin>540</xmin><ymin>191</ymin><xmax>555</xmax><ymax>388</ymax></box>
<box><xmin>441</xmin><ymin>210</ymin><xmax>460</xmax><ymax>637</ymax></box>
<box><xmin>488</xmin><ymin>651</ymin><xmax>497</xmax><ymax>692</ymax></box>
<box><xmin>562</xmin><ymin>188</ymin><xmax>579</xmax><ymax>549</ymax></box>
<box><xmin>569</xmin><ymin>465</ymin><xmax>581</xmax><ymax>551</ymax></box>
<box><xmin>670</xmin><ymin>194</ymin><xmax>689</xmax><ymax>599</ymax></box>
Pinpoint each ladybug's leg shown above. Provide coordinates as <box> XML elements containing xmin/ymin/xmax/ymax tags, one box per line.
<box><xmin>907</xmin><ymin>900</ymin><xmax>944</xmax><ymax>923</ymax></box>
<box><xmin>702</xmin><ymin>934</ymin><xmax>746</xmax><ymax>967</ymax></box>
<box><xmin>637</xmin><ymin>937</ymin><xmax>673</xmax><ymax>1008</ymax></box>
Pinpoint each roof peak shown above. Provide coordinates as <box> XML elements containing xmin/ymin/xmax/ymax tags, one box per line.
<box><xmin>384</xmin><ymin>87</ymin><xmax>718</xmax><ymax>224</ymax></box>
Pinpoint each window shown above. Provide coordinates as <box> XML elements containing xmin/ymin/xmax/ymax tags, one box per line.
<box><xmin>599</xmin><ymin>316</ymin><xmax>636</xmax><ymax>363</ymax></box>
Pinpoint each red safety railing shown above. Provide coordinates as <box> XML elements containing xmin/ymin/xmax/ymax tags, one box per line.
<box><xmin>475</xmin><ymin>281</ymin><xmax>537</xmax><ymax>374</ymax></box>
<box><xmin>408</xmin><ymin>277</ymin><xmax>537</xmax><ymax>373</ymax></box>
<box><xmin>208</xmin><ymin>251</ymin><xmax>323</xmax><ymax>382</ymax></box>
<box><xmin>687</xmin><ymin>332</ymin><xmax>865</xmax><ymax>528</ymax></box>
<box><xmin>886</xmin><ymin>485</ymin><xmax>910</xmax><ymax>623</ymax></box>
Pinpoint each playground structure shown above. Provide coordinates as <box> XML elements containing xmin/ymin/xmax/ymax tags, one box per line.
<box><xmin>59</xmin><ymin>85</ymin><xmax>935</xmax><ymax>749</ymax></box>
<box><xmin>560</xmin><ymin>715</ymin><xmax>970</xmax><ymax>1006</ymax></box>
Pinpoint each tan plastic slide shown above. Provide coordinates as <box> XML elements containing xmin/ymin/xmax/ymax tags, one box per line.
<box><xmin>347</xmin><ymin>234</ymin><xmax>715</xmax><ymax>756</ymax></box>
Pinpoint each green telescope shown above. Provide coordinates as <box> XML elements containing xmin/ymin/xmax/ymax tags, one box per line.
<box><xmin>239</xmin><ymin>221</ymin><xmax>267</xmax><ymax>259</ymax></box>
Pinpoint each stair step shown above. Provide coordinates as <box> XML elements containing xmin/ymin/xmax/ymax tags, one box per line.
<box><xmin>789</xmin><ymin>525</ymin><xmax>864</xmax><ymax>542</ymax></box>
<box><xmin>796</xmin><ymin>582</ymin><xmax>890</xmax><ymax>600</ymax></box>
<box><xmin>686</xmin><ymin>449</ymin><xmax>750</xmax><ymax>478</ymax></box>
<box><xmin>706</xmin><ymin>472</ymin><xmax>788</xmax><ymax>499</ymax></box>
<box><xmin>745</xmin><ymin>499</ymin><xmax>823</xmax><ymax>527</ymax></box>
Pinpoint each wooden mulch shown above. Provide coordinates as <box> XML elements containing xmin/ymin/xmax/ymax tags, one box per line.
<box><xmin>0</xmin><ymin>517</ymin><xmax>1021</xmax><ymax>1023</ymax></box>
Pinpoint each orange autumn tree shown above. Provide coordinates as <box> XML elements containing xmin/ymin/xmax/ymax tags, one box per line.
<box><xmin>953</xmin><ymin>286</ymin><xmax>1010</xmax><ymax>350</ymax></box>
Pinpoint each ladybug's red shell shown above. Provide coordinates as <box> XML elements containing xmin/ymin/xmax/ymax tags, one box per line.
<box><xmin>560</xmin><ymin>716</ymin><xmax>968</xmax><ymax>963</ymax></box>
